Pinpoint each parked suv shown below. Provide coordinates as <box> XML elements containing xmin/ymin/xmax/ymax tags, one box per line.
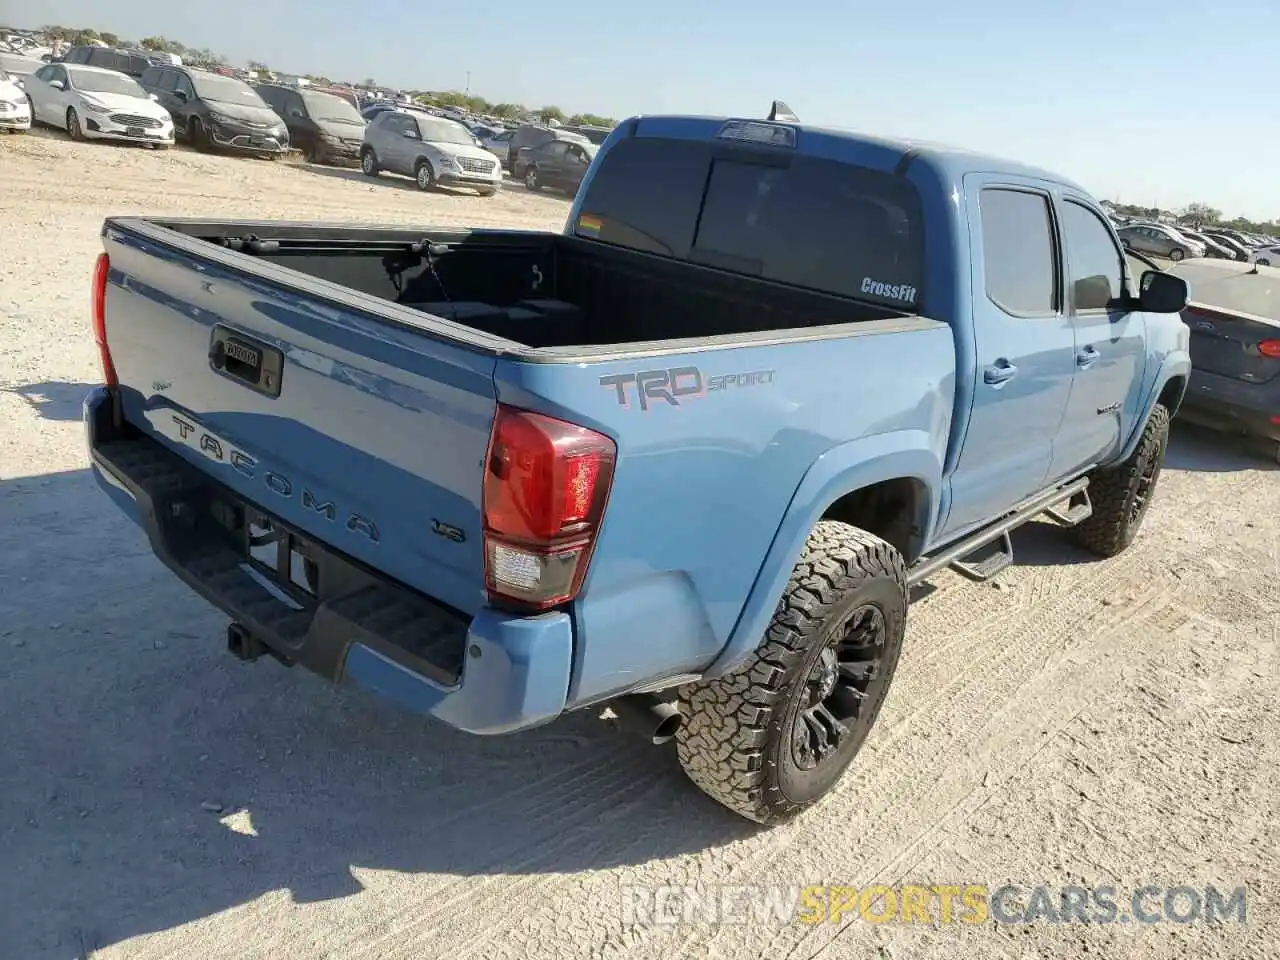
<box><xmin>504</xmin><ymin>123</ymin><xmax>590</xmax><ymax>171</ymax></box>
<box><xmin>517</xmin><ymin>138</ymin><xmax>597</xmax><ymax>195</ymax></box>
<box><xmin>1116</xmin><ymin>223</ymin><xmax>1206</xmax><ymax>261</ymax></box>
<box><xmin>360</xmin><ymin>110</ymin><xmax>501</xmax><ymax>195</ymax></box>
<box><xmin>60</xmin><ymin>46</ymin><xmax>151</xmax><ymax>78</ymax></box>
<box><xmin>140</xmin><ymin>65</ymin><xmax>288</xmax><ymax>157</ymax></box>
<box><xmin>257</xmin><ymin>83</ymin><xmax>366</xmax><ymax>165</ymax></box>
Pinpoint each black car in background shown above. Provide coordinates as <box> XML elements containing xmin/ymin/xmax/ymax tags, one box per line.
<box><xmin>257</xmin><ymin>83</ymin><xmax>366</xmax><ymax>165</ymax></box>
<box><xmin>59</xmin><ymin>46</ymin><xmax>151</xmax><ymax>78</ymax></box>
<box><xmin>504</xmin><ymin>123</ymin><xmax>590</xmax><ymax>172</ymax></box>
<box><xmin>1137</xmin><ymin>254</ymin><xmax>1280</xmax><ymax>457</ymax></box>
<box><xmin>140</xmin><ymin>65</ymin><xmax>288</xmax><ymax>157</ymax></box>
<box><xmin>516</xmin><ymin>138</ymin><xmax>597</xmax><ymax>194</ymax></box>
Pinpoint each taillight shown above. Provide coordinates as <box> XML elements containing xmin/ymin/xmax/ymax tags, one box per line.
<box><xmin>1258</xmin><ymin>339</ymin><xmax>1280</xmax><ymax>359</ymax></box>
<box><xmin>91</xmin><ymin>252</ymin><xmax>118</xmax><ymax>387</ymax></box>
<box><xmin>482</xmin><ymin>404</ymin><xmax>616</xmax><ymax>611</ymax></box>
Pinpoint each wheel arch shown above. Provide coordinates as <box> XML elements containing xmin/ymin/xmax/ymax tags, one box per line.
<box><xmin>703</xmin><ymin>431</ymin><xmax>942</xmax><ymax>679</ymax></box>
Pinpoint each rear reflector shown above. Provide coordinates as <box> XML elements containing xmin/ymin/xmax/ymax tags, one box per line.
<box><xmin>482</xmin><ymin>405</ymin><xmax>616</xmax><ymax>611</ymax></box>
<box><xmin>91</xmin><ymin>253</ymin><xmax>118</xmax><ymax>387</ymax></box>
<box><xmin>1258</xmin><ymin>339</ymin><xmax>1280</xmax><ymax>359</ymax></box>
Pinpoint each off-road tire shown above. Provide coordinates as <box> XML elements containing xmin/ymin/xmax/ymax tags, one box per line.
<box><xmin>1072</xmin><ymin>403</ymin><xmax>1170</xmax><ymax>558</ymax></box>
<box><xmin>676</xmin><ymin>521</ymin><xmax>908</xmax><ymax>824</ymax></box>
<box><xmin>360</xmin><ymin>147</ymin><xmax>379</xmax><ymax>177</ymax></box>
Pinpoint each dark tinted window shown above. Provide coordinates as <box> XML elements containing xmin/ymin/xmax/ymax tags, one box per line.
<box><xmin>140</xmin><ymin>66</ymin><xmax>160</xmax><ymax>88</ymax></box>
<box><xmin>1060</xmin><ymin>201</ymin><xmax>1124</xmax><ymax>311</ymax></box>
<box><xmin>980</xmin><ymin>188</ymin><xmax>1058</xmax><ymax>316</ymax></box>
<box><xmin>86</xmin><ymin>48</ymin><xmax>118</xmax><ymax>70</ymax></box>
<box><xmin>66</xmin><ymin>47</ymin><xmax>90</xmax><ymax>64</ymax></box>
<box><xmin>577</xmin><ymin>137</ymin><xmax>924</xmax><ymax>306</ymax></box>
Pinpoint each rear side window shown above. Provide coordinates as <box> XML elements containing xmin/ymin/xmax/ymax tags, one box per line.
<box><xmin>980</xmin><ymin>188</ymin><xmax>1058</xmax><ymax>317</ymax></box>
<box><xmin>576</xmin><ymin>137</ymin><xmax>924</xmax><ymax>308</ymax></box>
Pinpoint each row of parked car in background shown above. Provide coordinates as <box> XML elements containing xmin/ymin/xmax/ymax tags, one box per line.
<box><xmin>1113</xmin><ymin>217</ymin><xmax>1280</xmax><ymax>266</ymax></box>
<box><xmin>4</xmin><ymin>42</ymin><xmax>610</xmax><ymax>198</ymax></box>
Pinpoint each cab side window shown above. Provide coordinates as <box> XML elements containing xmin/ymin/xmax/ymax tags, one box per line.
<box><xmin>980</xmin><ymin>188</ymin><xmax>1059</xmax><ymax>317</ymax></box>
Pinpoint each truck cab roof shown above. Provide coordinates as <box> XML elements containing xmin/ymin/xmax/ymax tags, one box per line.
<box><xmin>615</xmin><ymin>114</ymin><xmax>1088</xmax><ymax>194</ymax></box>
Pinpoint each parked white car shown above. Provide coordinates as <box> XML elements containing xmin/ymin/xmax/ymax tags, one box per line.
<box><xmin>0</xmin><ymin>68</ymin><xmax>31</xmax><ymax>132</ymax></box>
<box><xmin>26</xmin><ymin>63</ymin><xmax>174</xmax><ymax>147</ymax></box>
<box><xmin>1249</xmin><ymin>243</ymin><xmax>1280</xmax><ymax>267</ymax></box>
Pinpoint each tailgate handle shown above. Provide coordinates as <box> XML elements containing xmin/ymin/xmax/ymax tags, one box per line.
<box><xmin>209</xmin><ymin>326</ymin><xmax>284</xmax><ymax>399</ymax></box>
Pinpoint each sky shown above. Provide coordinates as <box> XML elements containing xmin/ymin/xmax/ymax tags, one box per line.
<box><xmin>10</xmin><ymin>0</ymin><xmax>1279</xmax><ymax>219</ymax></box>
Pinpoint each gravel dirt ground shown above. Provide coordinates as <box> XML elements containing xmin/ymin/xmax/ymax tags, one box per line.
<box><xmin>1</xmin><ymin>132</ymin><xmax>1278</xmax><ymax>960</ymax></box>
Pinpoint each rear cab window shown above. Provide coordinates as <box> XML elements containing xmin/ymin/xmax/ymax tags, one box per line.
<box><xmin>573</xmin><ymin>132</ymin><xmax>924</xmax><ymax>311</ymax></box>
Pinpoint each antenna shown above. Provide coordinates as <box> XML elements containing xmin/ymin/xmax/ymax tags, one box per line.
<box><xmin>768</xmin><ymin>100</ymin><xmax>799</xmax><ymax>122</ymax></box>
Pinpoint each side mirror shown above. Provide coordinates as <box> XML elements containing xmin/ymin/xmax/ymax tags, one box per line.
<box><xmin>49</xmin><ymin>79</ymin><xmax>65</xmax><ymax>90</ymax></box>
<box><xmin>401</xmin><ymin>128</ymin><xmax>418</xmax><ymax>139</ymax></box>
<box><xmin>174</xmin><ymin>89</ymin><xmax>187</xmax><ymax>101</ymax></box>
<box><xmin>1137</xmin><ymin>270</ymin><xmax>1189</xmax><ymax>314</ymax></box>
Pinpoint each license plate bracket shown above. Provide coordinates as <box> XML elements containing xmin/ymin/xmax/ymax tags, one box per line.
<box><xmin>209</xmin><ymin>325</ymin><xmax>283</xmax><ymax>398</ymax></box>
<box><xmin>125</xmin><ymin>126</ymin><xmax>145</xmax><ymax>138</ymax></box>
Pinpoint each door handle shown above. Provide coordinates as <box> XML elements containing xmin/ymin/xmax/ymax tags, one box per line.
<box><xmin>983</xmin><ymin>360</ymin><xmax>1018</xmax><ymax>385</ymax></box>
<box><xmin>1076</xmin><ymin>345</ymin><xmax>1101</xmax><ymax>369</ymax></box>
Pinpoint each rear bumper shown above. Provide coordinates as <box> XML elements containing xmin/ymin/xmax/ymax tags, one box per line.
<box><xmin>1181</xmin><ymin>369</ymin><xmax>1280</xmax><ymax>442</ymax></box>
<box><xmin>85</xmin><ymin>388</ymin><xmax>572</xmax><ymax>734</ymax></box>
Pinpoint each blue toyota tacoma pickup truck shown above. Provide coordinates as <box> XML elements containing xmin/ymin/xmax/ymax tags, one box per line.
<box><xmin>85</xmin><ymin>109</ymin><xmax>1192</xmax><ymax>823</ymax></box>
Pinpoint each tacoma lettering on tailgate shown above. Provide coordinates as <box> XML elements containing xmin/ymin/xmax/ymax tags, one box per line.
<box><xmin>145</xmin><ymin>409</ymin><xmax>381</xmax><ymax>544</ymax></box>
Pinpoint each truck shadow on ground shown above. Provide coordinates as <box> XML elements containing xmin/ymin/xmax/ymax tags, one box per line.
<box><xmin>2</xmin><ymin>380</ymin><xmax>96</xmax><ymax>421</ymax></box>
<box><xmin>0</xmin><ymin>467</ymin><xmax>753</xmax><ymax>958</ymax></box>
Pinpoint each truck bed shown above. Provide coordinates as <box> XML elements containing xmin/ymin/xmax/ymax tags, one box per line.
<box><xmin>94</xmin><ymin>213</ymin><xmax>956</xmax><ymax>723</ymax></box>
<box><xmin>129</xmin><ymin>218</ymin><xmax>909</xmax><ymax>354</ymax></box>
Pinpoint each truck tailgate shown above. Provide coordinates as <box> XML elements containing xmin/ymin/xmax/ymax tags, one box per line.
<box><xmin>101</xmin><ymin>221</ymin><xmax>498</xmax><ymax>618</ymax></box>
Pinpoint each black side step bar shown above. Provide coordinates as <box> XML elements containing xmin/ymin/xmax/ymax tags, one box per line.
<box><xmin>907</xmin><ymin>477</ymin><xmax>1091</xmax><ymax>587</ymax></box>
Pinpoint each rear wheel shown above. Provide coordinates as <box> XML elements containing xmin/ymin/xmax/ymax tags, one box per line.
<box><xmin>1072</xmin><ymin>404</ymin><xmax>1170</xmax><ymax>558</ymax></box>
<box><xmin>66</xmin><ymin>107</ymin><xmax>82</xmax><ymax>141</ymax></box>
<box><xmin>1169</xmin><ymin>247</ymin><xmax>1185</xmax><ymax>262</ymax></box>
<box><xmin>1258</xmin><ymin>258</ymin><xmax>1272</xmax><ymax>267</ymax></box>
<box><xmin>360</xmin><ymin>147</ymin><xmax>379</xmax><ymax>177</ymax></box>
<box><xmin>524</xmin><ymin>166</ymin><xmax>540</xmax><ymax>190</ymax></box>
<box><xmin>676</xmin><ymin>521</ymin><xmax>908</xmax><ymax>824</ymax></box>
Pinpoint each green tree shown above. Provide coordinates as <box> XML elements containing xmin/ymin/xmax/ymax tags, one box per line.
<box><xmin>68</xmin><ymin>28</ymin><xmax>99</xmax><ymax>45</ymax></box>
<box><xmin>538</xmin><ymin>105</ymin><xmax>564</xmax><ymax>123</ymax></box>
<box><xmin>98</xmin><ymin>31</ymin><xmax>120</xmax><ymax>46</ymax></box>
<box><xmin>1180</xmin><ymin>202</ymin><xmax>1221</xmax><ymax>227</ymax></box>
<box><xmin>489</xmin><ymin>103</ymin><xmax>523</xmax><ymax>119</ymax></box>
<box><xmin>140</xmin><ymin>36</ymin><xmax>168</xmax><ymax>50</ymax></box>
<box><xmin>568</xmin><ymin>113</ymin><xmax>615</xmax><ymax>128</ymax></box>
